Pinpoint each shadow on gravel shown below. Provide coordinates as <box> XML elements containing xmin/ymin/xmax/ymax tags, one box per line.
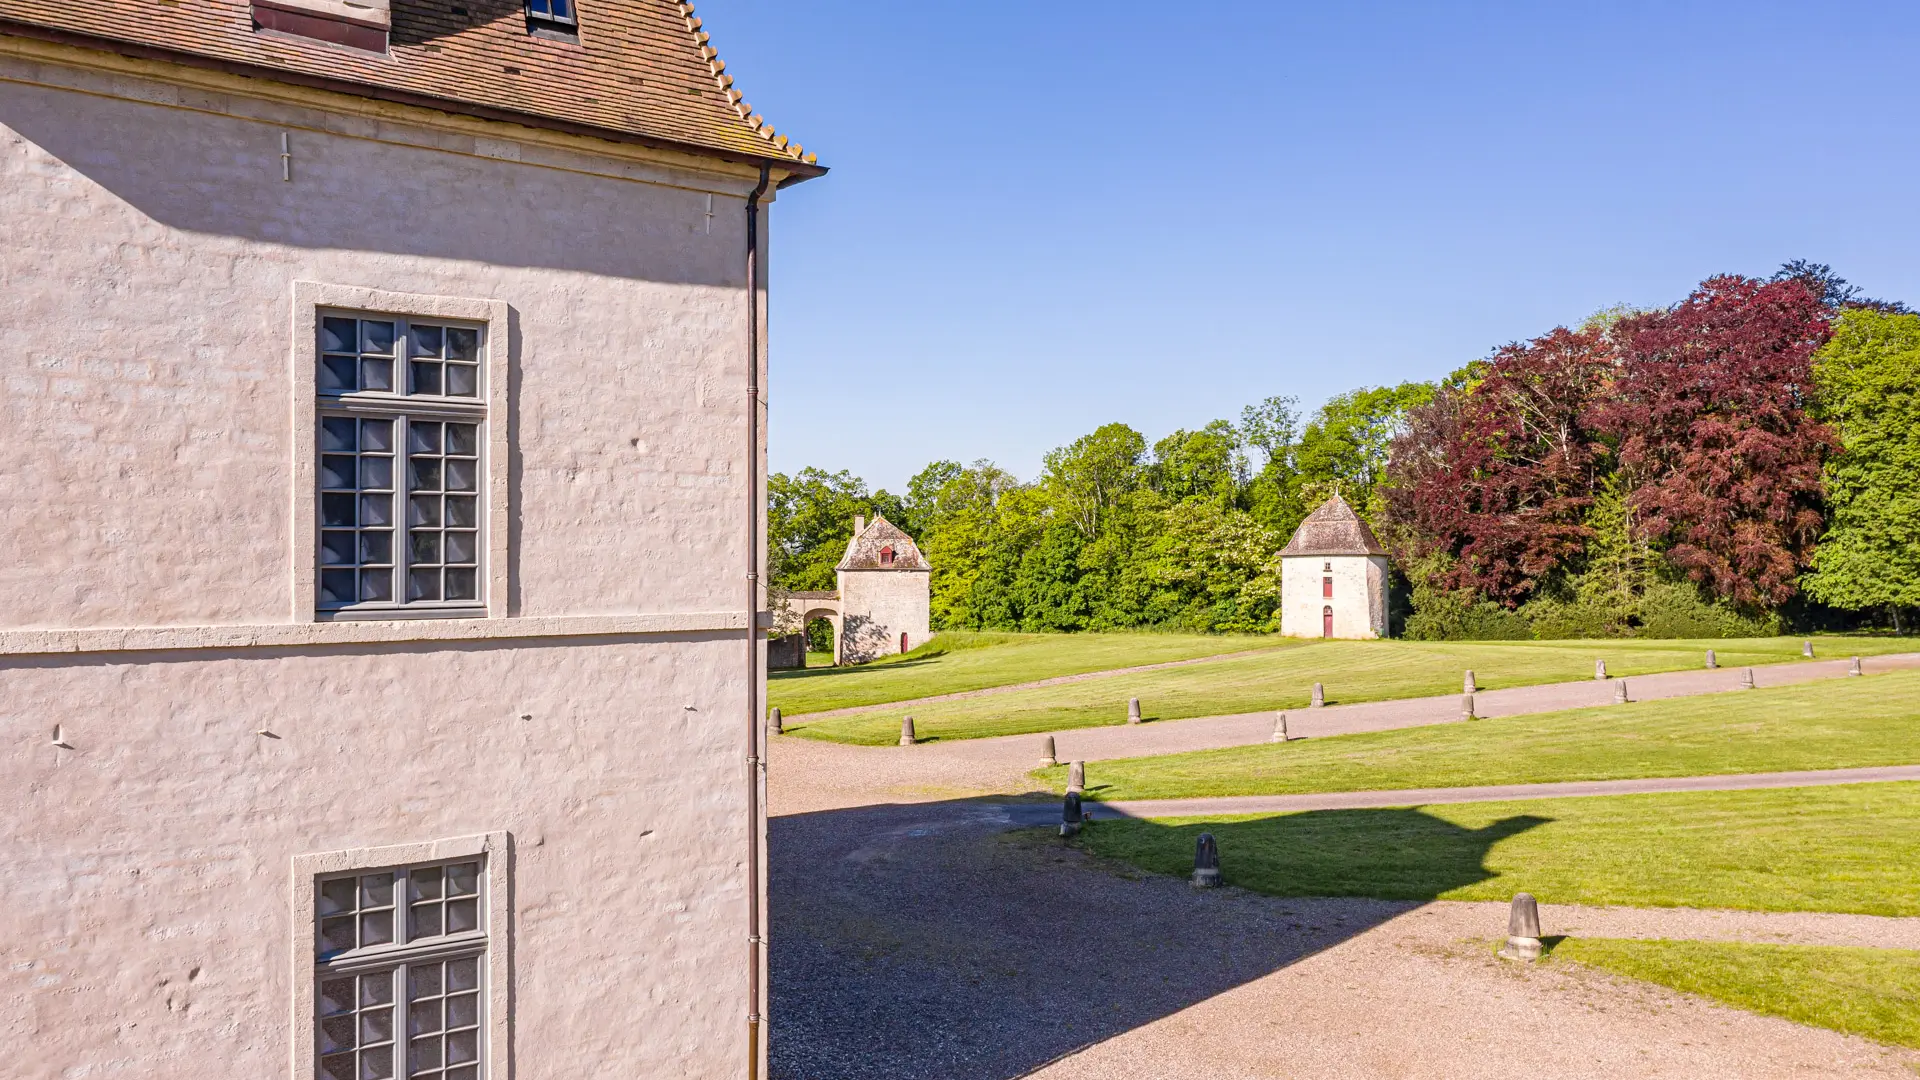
<box><xmin>770</xmin><ymin>798</ymin><xmax>1542</xmax><ymax>1080</ymax></box>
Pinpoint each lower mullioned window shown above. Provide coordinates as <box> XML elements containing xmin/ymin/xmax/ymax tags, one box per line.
<box><xmin>313</xmin><ymin>859</ymin><xmax>488</xmax><ymax>1080</ymax></box>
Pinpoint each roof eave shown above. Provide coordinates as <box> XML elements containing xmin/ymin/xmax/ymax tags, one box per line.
<box><xmin>0</xmin><ymin>17</ymin><xmax>829</xmax><ymax>182</ymax></box>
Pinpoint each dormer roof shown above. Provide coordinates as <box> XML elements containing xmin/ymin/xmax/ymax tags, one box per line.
<box><xmin>1279</xmin><ymin>495</ymin><xmax>1387</xmax><ymax>557</ymax></box>
<box><xmin>836</xmin><ymin>515</ymin><xmax>928</xmax><ymax>572</ymax></box>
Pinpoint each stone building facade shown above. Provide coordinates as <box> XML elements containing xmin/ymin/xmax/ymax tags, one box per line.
<box><xmin>1279</xmin><ymin>495</ymin><xmax>1390</xmax><ymax>639</ymax></box>
<box><xmin>771</xmin><ymin>515</ymin><xmax>931</xmax><ymax>665</ymax></box>
<box><xmin>0</xmin><ymin>3</ymin><xmax>819</xmax><ymax>1077</ymax></box>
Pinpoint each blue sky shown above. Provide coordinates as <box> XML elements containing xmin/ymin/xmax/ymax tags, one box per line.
<box><xmin>702</xmin><ymin>1</ymin><xmax>1920</xmax><ymax>493</ymax></box>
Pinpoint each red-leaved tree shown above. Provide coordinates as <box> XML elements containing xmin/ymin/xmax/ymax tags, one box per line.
<box><xmin>1592</xmin><ymin>276</ymin><xmax>1835</xmax><ymax>607</ymax></box>
<box><xmin>1386</xmin><ymin>327</ymin><xmax>1615</xmax><ymax>603</ymax></box>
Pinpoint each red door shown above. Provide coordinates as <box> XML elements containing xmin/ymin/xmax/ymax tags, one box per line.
<box><xmin>1323</xmin><ymin>606</ymin><xmax>1334</xmax><ymax>638</ymax></box>
<box><xmin>900</xmin><ymin>632</ymin><xmax>909</xmax><ymax>654</ymax></box>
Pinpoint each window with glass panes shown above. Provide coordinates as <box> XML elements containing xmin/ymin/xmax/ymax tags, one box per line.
<box><xmin>315</xmin><ymin>858</ymin><xmax>487</xmax><ymax>1080</ymax></box>
<box><xmin>317</xmin><ymin>312</ymin><xmax>485</xmax><ymax>615</ymax></box>
<box><xmin>526</xmin><ymin>0</ymin><xmax>574</xmax><ymax>24</ymax></box>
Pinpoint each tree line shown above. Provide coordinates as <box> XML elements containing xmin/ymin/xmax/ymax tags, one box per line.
<box><xmin>770</xmin><ymin>262</ymin><xmax>1920</xmax><ymax>639</ymax></box>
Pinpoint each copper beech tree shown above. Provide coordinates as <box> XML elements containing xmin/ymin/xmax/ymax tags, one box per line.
<box><xmin>1599</xmin><ymin>276</ymin><xmax>1835</xmax><ymax>607</ymax></box>
<box><xmin>1386</xmin><ymin>275</ymin><xmax>1836</xmax><ymax>611</ymax></box>
<box><xmin>1385</xmin><ymin>327</ymin><xmax>1613</xmax><ymax>604</ymax></box>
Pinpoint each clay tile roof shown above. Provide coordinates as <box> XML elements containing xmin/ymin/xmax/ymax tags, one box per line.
<box><xmin>0</xmin><ymin>0</ymin><xmax>824</xmax><ymax>176</ymax></box>
<box><xmin>836</xmin><ymin>515</ymin><xmax>929</xmax><ymax>572</ymax></box>
<box><xmin>1279</xmin><ymin>495</ymin><xmax>1387</xmax><ymax>557</ymax></box>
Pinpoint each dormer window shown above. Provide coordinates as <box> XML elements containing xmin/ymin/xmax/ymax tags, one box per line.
<box><xmin>526</xmin><ymin>0</ymin><xmax>576</xmax><ymax>28</ymax></box>
<box><xmin>252</xmin><ymin>0</ymin><xmax>390</xmax><ymax>52</ymax></box>
<box><xmin>879</xmin><ymin>546</ymin><xmax>895</xmax><ymax>568</ymax></box>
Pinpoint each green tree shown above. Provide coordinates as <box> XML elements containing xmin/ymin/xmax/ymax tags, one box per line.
<box><xmin>1248</xmin><ymin>382</ymin><xmax>1434</xmax><ymax>539</ymax></box>
<box><xmin>1803</xmin><ymin>308</ymin><xmax>1920</xmax><ymax>627</ymax></box>
<box><xmin>1042</xmin><ymin>422</ymin><xmax>1146</xmax><ymax>537</ymax></box>
<box><xmin>766</xmin><ymin>467</ymin><xmax>902</xmax><ymax>591</ymax></box>
<box><xmin>910</xmin><ymin>460</ymin><xmax>1028</xmax><ymax>630</ymax></box>
<box><xmin>1123</xmin><ymin>497</ymin><xmax>1282</xmax><ymax>631</ymax></box>
<box><xmin>1147</xmin><ymin>420</ymin><xmax>1245</xmax><ymax>503</ymax></box>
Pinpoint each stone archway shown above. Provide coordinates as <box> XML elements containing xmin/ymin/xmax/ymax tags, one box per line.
<box><xmin>800</xmin><ymin>606</ymin><xmax>843</xmax><ymax>665</ymax></box>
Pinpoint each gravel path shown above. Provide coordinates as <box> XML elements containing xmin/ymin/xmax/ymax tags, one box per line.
<box><xmin>769</xmin><ymin>798</ymin><xmax>1920</xmax><ymax>1080</ymax></box>
<box><xmin>768</xmin><ymin>654</ymin><xmax>1920</xmax><ymax>815</ymax></box>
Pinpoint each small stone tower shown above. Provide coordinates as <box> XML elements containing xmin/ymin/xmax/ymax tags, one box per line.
<box><xmin>835</xmin><ymin>515</ymin><xmax>932</xmax><ymax>661</ymax></box>
<box><xmin>1280</xmin><ymin>495</ymin><xmax>1389</xmax><ymax>639</ymax></box>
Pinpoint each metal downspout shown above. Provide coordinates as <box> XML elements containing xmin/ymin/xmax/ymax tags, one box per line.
<box><xmin>744</xmin><ymin>162</ymin><xmax>772</xmax><ymax>1080</ymax></box>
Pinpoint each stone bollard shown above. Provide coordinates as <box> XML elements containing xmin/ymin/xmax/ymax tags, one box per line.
<box><xmin>1705</xmin><ymin>649</ymin><xmax>1717</xmax><ymax>670</ymax></box>
<box><xmin>1613</xmin><ymin>679</ymin><xmax>1629</xmax><ymax>704</ymax></box>
<box><xmin>899</xmin><ymin>715</ymin><xmax>917</xmax><ymax>746</ymax></box>
<box><xmin>1464</xmin><ymin>670</ymin><xmax>1477</xmax><ymax>694</ymax></box>
<box><xmin>1060</xmin><ymin>792</ymin><xmax>1083</xmax><ymax>837</ymax></box>
<box><xmin>1595</xmin><ymin>658</ymin><xmax>1607</xmax><ymax>680</ymax></box>
<box><xmin>769</xmin><ymin>707</ymin><xmax>783</xmax><ymax>735</ymax></box>
<box><xmin>1067</xmin><ymin>760</ymin><xmax>1086</xmax><ymax>794</ymax></box>
<box><xmin>1740</xmin><ymin>667</ymin><xmax>1756</xmax><ymax>690</ymax></box>
<box><xmin>1500</xmin><ymin>892</ymin><xmax>1543</xmax><ymax>961</ymax></box>
<box><xmin>1804</xmin><ymin>640</ymin><xmax>1816</xmax><ymax>659</ymax></box>
<box><xmin>1462</xmin><ymin>693</ymin><xmax>1477</xmax><ymax>720</ymax></box>
<box><xmin>1311</xmin><ymin>682</ymin><xmax>1325</xmax><ymax>708</ymax></box>
<box><xmin>1271</xmin><ymin>712</ymin><xmax>1290</xmax><ymax>743</ymax></box>
<box><xmin>1039</xmin><ymin>734</ymin><xmax>1058</xmax><ymax>767</ymax></box>
<box><xmin>1849</xmin><ymin>656</ymin><xmax>1863</xmax><ymax>677</ymax></box>
<box><xmin>1127</xmin><ymin>697</ymin><xmax>1142</xmax><ymax>724</ymax></box>
<box><xmin>1191</xmin><ymin>832</ymin><xmax>1221</xmax><ymax>888</ymax></box>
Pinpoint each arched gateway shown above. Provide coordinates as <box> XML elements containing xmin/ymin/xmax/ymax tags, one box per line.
<box><xmin>769</xmin><ymin>515</ymin><xmax>931</xmax><ymax>667</ymax></box>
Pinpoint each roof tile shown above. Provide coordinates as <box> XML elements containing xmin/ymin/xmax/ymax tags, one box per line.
<box><xmin>0</xmin><ymin>0</ymin><xmax>822</xmax><ymax>171</ymax></box>
<box><xmin>1279</xmin><ymin>495</ymin><xmax>1388</xmax><ymax>557</ymax></box>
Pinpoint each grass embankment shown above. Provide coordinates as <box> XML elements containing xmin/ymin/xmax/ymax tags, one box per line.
<box><xmin>785</xmin><ymin>635</ymin><xmax>1914</xmax><ymax>745</ymax></box>
<box><xmin>1074</xmin><ymin>782</ymin><xmax>1920</xmax><ymax>915</ymax></box>
<box><xmin>1555</xmin><ymin>939</ymin><xmax>1920</xmax><ymax>1050</ymax></box>
<box><xmin>768</xmin><ymin>631</ymin><xmax>1288</xmax><ymax>716</ymax></box>
<box><xmin>1040</xmin><ymin>670</ymin><xmax>1920</xmax><ymax>800</ymax></box>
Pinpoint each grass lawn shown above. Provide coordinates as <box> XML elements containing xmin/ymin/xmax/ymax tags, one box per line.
<box><xmin>1072</xmin><ymin>782</ymin><xmax>1920</xmax><ymax>915</ymax></box>
<box><xmin>768</xmin><ymin>631</ymin><xmax>1287</xmax><ymax>716</ymax></box>
<box><xmin>1554</xmin><ymin>938</ymin><xmax>1920</xmax><ymax>1050</ymax></box>
<box><xmin>784</xmin><ymin>634</ymin><xmax>1915</xmax><ymax>745</ymax></box>
<box><xmin>1038</xmin><ymin>670</ymin><xmax>1920</xmax><ymax>800</ymax></box>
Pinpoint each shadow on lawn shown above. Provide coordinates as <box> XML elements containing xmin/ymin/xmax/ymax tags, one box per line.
<box><xmin>1085</xmin><ymin>809</ymin><xmax>1552</xmax><ymax>900</ymax></box>
<box><xmin>770</xmin><ymin>798</ymin><xmax>1546</xmax><ymax>1080</ymax></box>
<box><xmin>769</xmin><ymin>655</ymin><xmax>943</xmax><ymax>684</ymax></box>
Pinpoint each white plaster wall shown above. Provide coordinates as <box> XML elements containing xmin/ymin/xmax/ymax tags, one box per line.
<box><xmin>0</xmin><ymin>57</ymin><xmax>759</xmax><ymax>629</ymax></box>
<box><xmin>1280</xmin><ymin>555</ymin><xmax>1388</xmax><ymax>638</ymax></box>
<box><xmin>0</xmin><ymin>52</ymin><xmax>773</xmax><ymax>1079</ymax></box>
<box><xmin>0</xmin><ymin>635</ymin><xmax>751</xmax><ymax>1079</ymax></box>
<box><xmin>835</xmin><ymin>570</ymin><xmax>931</xmax><ymax>661</ymax></box>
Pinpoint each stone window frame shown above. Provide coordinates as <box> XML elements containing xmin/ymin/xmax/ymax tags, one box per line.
<box><xmin>291</xmin><ymin>283</ymin><xmax>510</xmax><ymax>622</ymax></box>
<box><xmin>291</xmin><ymin>832</ymin><xmax>512</xmax><ymax>1080</ymax></box>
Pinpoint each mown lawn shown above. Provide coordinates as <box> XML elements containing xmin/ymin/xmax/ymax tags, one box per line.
<box><xmin>1555</xmin><ymin>939</ymin><xmax>1920</xmax><ymax>1050</ymax></box>
<box><xmin>768</xmin><ymin>631</ymin><xmax>1287</xmax><ymax>716</ymax></box>
<box><xmin>1038</xmin><ymin>670</ymin><xmax>1920</xmax><ymax>800</ymax></box>
<box><xmin>1073</xmin><ymin>782</ymin><xmax>1920</xmax><ymax>915</ymax></box>
<box><xmin>784</xmin><ymin>635</ymin><xmax>1914</xmax><ymax>745</ymax></box>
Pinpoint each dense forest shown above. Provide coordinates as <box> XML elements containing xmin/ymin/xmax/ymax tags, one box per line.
<box><xmin>770</xmin><ymin>263</ymin><xmax>1920</xmax><ymax>639</ymax></box>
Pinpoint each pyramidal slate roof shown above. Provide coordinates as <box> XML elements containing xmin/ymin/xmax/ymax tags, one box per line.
<box><xmin>0</xmin><ymin>0</ymin><xmax>824</xmax><ymax>176</ymax></box>
<box><xmin>1279</xmin><ymin>495</ymin><xmax>1387</xmax><ymax>557</ymax></box>
<box><xmin>836</xmin><ymin>515</ymin><xmax>928</xmax><ymax>572</ymax></box>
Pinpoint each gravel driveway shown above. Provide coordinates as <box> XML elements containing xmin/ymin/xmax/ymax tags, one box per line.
<box><xmin>769</xmin><ymin>798</ymin><xmax>1920</xmax><ymax>1079</ymax></box>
